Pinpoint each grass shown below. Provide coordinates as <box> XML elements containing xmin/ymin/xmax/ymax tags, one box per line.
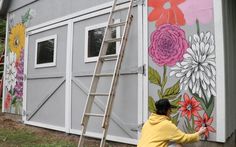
<box><xmin>0</xmin><ymin>128</ymin><xmax>77</xmax><ymax>147</ymax></box>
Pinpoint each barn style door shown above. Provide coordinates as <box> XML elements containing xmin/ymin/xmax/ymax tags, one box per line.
<box><xmin>23</xmin><ymin>23</ymin><xmax>69</xmax><ymax>131</ymax></box>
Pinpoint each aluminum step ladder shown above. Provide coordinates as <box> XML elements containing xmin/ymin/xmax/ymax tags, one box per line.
<box><xmin>78</xmin><ymin>0</ymin><xmax>134</xmax><ymax>147</ymax></box>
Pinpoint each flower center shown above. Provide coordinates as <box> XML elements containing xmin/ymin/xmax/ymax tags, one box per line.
<box><xmin>164</xmin><ymin>1</ymin><xmax>171</xmax><ymax>9</ymax></box>
<box><xmin>187</xmin><ymin>104</ymin><xmax>192</xmax><ymax>111</ymax></box>
<box><xmin>14</xmin><ymin>37</ymin><xmax>19</xmax><ymax>47</ymax></box>
<box><xmin>202</xmin><ymin>123</ymin><xmax>207</xmax><ymax>127</ymax></box>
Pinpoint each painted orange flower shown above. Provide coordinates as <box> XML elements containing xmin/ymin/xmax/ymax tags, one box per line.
<box><xmin>4</xmin><ymin>92</ymin><xmax>12</xmax><ymax>111</ymax></box>
<box><xmin>179</xmin><ymin>93</ymin><xmax>202</xmax><ymax>120</ymax></box>
<box><xmin>195</xmin><ymin>113</ymin><xmax>216</xmax><ymax>138</ymax></box>
<box><xmin>148</xmin><ymin>0</ymin><xmax>186</xmax><ymax>26</ymax></box>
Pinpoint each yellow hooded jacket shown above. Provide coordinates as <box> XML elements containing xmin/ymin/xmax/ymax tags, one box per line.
<box><xmin>138</xmin><ymin>113</ymin><xmax>200</xmax><ymax>147</ymax></box>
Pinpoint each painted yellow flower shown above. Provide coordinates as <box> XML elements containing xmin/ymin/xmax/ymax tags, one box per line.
<box><xmin>9</xmin><ymin>23</ymin><xmax>26</xmax><ymax>59</ymax></box>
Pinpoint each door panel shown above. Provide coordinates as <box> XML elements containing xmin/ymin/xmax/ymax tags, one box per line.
<box><xmin>25</xmin><ymin>25</ymin><xmax>68</xmax><ymax>128</ymax></box>
<box><xmin>71</xmin><ymin>8</ymin><xmax>139</xmax><ymax>140</ymax></box>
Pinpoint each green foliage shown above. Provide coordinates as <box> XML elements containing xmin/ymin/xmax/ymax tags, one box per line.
<box><xmin>148</xmin><ymin>66</ymin><xmax>161</xmax><ymax>86</ymax></box>
<box><xmin>0</xmin><ymin>18</ymin><xmax>6</xmax><ymax>54</ymax></box>
<box><xmin>191</xmin><ymin>91</ymin><xmax>215</xmax><ymax>117</ymax></box>
<box><xmin>148</xmin><ymin>96</ymin><xmax>156</xmax><ymax>113</ymax></box>
<box><xmin>163</xmin><ymin>81</ymin><xmax>180</xmax><ymax>99</ymax></box>
<box><xmin>171</xmin><ymin>113</ymin><xmax>179</xmax><ymax>125</ymax></box>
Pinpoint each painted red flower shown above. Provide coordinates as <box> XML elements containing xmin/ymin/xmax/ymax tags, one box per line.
<box><xmin>4</xmin><ymin>92</ymin><xmax>12</xmax><ymax>111</ymax></box>
<box><xmin>148</xmin><ymin>0</ymin><xmax>186</xmax><ymax>26</ymax></box>
<box><xmin>195</xmin><ymin>113</ymin><xmax>216</xmax><ymax>138</ymax></box>
<box><xmin>179</xmin><ymin>93</ymin><xmax>202</xmax><ymax>120</ymax></box>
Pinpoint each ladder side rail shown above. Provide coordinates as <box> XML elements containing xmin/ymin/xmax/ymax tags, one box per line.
<box><xmin>78</xmin><ymin>0</ymin><xmax>120</xmax><ymax>146</ymax></box>
<box><xmin>100</xmin><ymin>1</ymin><xmax>134</xmax><ymax>146</ymax></box>
<box><xmin>80</xmin><ymin>0</ymin><xmax>118</xmax><ymax>128</ymax></box>
<box><xmin>102</xmin><ymin>0</ymin><xmax>134</xmax><ymax>128</ymax></box>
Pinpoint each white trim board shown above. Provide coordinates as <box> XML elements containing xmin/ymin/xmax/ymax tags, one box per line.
<box><xmin>26</xmin><ymin>0</ymin><xmax>132</xmax><ymax>32</ymax></box>
<box><xmin>70</xmin><ymin>129</ymin><xmax>138</xmax><ymax>145</ymax></box>
<box><xmin>25</xmin><ymin>121</ymin><xmax>66</xmax><ymax>132</ymax></box>
<box><xmin>65</xmin><ymin>20</ymin><xmax>73</xmax><ymax>133</ymax></box>
<box><xmin>214</xmin><ymin>0</ymin><xmax>226</xmax><ymax>143</ymax></box>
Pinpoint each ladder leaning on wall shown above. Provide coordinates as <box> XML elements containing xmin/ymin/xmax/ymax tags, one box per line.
<box><xmin>78</xmin><ymin>0</ymin><xmax>134</xmax><ymax>147</ymax></box>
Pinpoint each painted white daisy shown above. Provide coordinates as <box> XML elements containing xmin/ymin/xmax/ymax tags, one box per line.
<box><xmin>170</xmin><ymin>32</ymin><xmax>216</xmax><ymax>98</ymax></box>
<box><xmin>5</xmin><ymin>52</ymin><xmax>17</xmax><ymax>92</ymax></box>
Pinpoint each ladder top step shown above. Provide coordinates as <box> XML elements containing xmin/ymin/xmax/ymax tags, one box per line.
<box><xmin>85</xmin><ymin>113</ymin><xmax>104</xmax><ymax>117</ymax></box>
<box><xmin>90</xmin><ymin>93</ymin><xmax>109</xmax><ymax>96</ymax></box>
<box><xmin>109</xmin><ymin>21</ymin><xmax>126</xmax><ymax>28</ymax></box>
<box><xmin>95</xmin><ymin>73</ymin><xmax>113</xmax><ymax>77</ymax></box>
<box><xmin>104</xmin><ymin>38</ymin><xmax>121</xmax><ymax>43</ymax></box>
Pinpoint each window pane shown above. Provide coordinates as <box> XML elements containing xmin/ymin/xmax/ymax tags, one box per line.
<box><xmin>37</xmin><ymin>39</ymin><xmax>54</xmax><ymax>64</ymax></box>
<box><xmin>88</xmin><ymin>27</ymin><xmax>116</xmax><ymax>58</ymax></box>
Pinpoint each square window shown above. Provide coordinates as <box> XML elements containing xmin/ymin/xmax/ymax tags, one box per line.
<box><xmin>35</xmin><ymin>35</ymin><xmax>57</xmax><ymax>68</ymax></box>
<box><xmin>85</xmin><ymin>21</ymin><xmax>120</xmax><ymax>62</ymax></box>
<box><xmin>87</xmin><ymin>27</ymin><xmax>116</xmax><ymax>58</ymax></box>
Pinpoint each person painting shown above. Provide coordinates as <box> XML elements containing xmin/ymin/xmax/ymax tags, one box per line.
<box><xmin>138</xmin><ymin>99</ymin><xmax>206</xmax><ymax>147</ymax></box>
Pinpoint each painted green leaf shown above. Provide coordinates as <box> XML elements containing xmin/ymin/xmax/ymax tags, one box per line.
<box><xmin>158</xmin><ymin>90</ymin><xmax>162</xmax><ymax>99</ymax></box>
<box><xmin>185</xmin><ymin>118</ymin><xmax>195</xmax><ymax>133</ymax></box>
<box><xmin>206</xmin><ymin>96</ymin><xmax>214</xmax><ymax>117</ymax></box>
<box><xmin>148</xmin><ymin>96</ymin><xmax>156</xmax><ymax>113</ymax></box>
<box><xmin>170</xmin><ymin>96</ymin><xmax>181</xmax><ymax>114</ymax></box>
<box><xmin>148</xmin><ymin>66</ymin><xmax>162</xmax><ymax>86</ymax></box>
<box><xmin>162</xmin><ymin>75</ymin><xmax>167</xmax><ymax>88</ymax></box>
<box><xmin>163</xmin><ymin>81</ymin><xmax>180</xmax><ymax>99</ymax></box>
<box><xmin>195</xmin><ymin>95</ymin><xmax>207</xmax><ymax>112</ymax></box>
<box><xmin>11</xmin><ymin>97</ymin><xmax>17</xmax><ymax>105</ymax></box>
<box><xmin>171</xmin><ymin>113</ymin><xmax>179</xmax><ymax>125</ymax></box>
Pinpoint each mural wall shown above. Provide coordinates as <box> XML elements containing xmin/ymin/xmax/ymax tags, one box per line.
<box><xmin>3</xmin><ymin>9</ymin><xmax>35</xmax><ymax>114</ymax></box>
<box><xmin>148</xmin><ymin>0</ymin><xmax>216</xmax><ymax>140</ymax></box>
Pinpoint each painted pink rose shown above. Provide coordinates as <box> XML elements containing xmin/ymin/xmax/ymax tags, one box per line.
<box><xmin>179</xmin><ymin>0</ymin><xmax>213</xmax><ymax>25</ymax></box>
<box><xmin>149</xmin><ymin>24</ymin><xmax>188</xmax><ymax>66</ymax></box>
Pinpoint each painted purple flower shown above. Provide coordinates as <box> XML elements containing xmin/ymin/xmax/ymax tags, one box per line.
<box><xmin>149</xmin><ymin>24</ymin><xmax>188</xmax><ymax>66</ymax></box>
<box><xmin>179</xmin><ymin>0</ymin><xmax>213</xmax><ymax>25</ymax></box>
<box><xmin>14</xmin><ymin>49</ymin><xmax>24</xmax><ymax>99</ymax></box>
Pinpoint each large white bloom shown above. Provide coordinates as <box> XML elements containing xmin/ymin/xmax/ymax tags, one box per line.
<box><xmin>170</xmin><ymin>32</ymin><xmax>216</xmax><ymax>98</ymax></box>
<box><xmin>5</xmin><ymin>52</ymin><xmax>17</xmax><ymax>91</ymax></box>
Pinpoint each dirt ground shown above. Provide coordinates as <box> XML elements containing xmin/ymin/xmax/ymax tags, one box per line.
<box><xmin>0</xmin><ymin>111</ymin><xmax>136</xmax><ymax>147</ymax></box>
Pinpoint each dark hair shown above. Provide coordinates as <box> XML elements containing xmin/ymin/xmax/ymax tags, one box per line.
<box><xmin>155</xmin><ymin>99</ymin><xmax>176</xmax><ymax>115</ymax></box>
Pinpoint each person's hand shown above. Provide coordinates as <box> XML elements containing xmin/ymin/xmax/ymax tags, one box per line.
<box><xmin>197</xmin><ymin>127</ymin><xmax>206</xmax><ymax>135</ymax></box>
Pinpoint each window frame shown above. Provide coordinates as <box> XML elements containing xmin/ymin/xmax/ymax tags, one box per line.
<box><xmin>34</xmin><ymin>34</ymin><xmax>57</xmax><ymax>68</ymax></box>
<box><xmin>84</xmin><ymin>20</ymin><xmax>121</xmax><ymax>63</ymax></box>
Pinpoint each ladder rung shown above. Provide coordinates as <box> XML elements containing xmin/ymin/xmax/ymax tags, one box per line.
<box><xmin>113</xmin><ymin>6</ymin><xmax>129</xmax><ymax>13</ymax></box>
<box><xmin>90</xmin><ymin>93</ymin><xmax>109</xmax><ymax>96</ymax></box>
<box><xmin>85</xmin><ymin>113</ymin><xmax>104</xmax><ymax>117</ymax></box>
<box><xmin>109</xmin><ymin>21</ymin><xmax>126</xmax><ymax>28</ymax></box>
<box><xmin>95</xmin><ymin>73</ymin><xmax>113</xmax><ymax>77</ymax></box>
<box><xmin>104</xmin><ymin>38</ymin><xmax>121</xmax><ymax>43</ymax></box>
<box><xmin>100</xmin><ymin>54</ymin><xmax>118</xmax><ymax>60</ymax></box>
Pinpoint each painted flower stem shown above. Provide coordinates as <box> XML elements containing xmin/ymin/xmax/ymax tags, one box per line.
<box><xmin>196</xmin><ymin>19</ymin><xmax>200</xmax><ymax>36</ymax></box>
<box><xmin>159</xmin><ymin>65</ymin><xmax>167</xmax><ymax>98</ymax></box>
<box><xmin>191</xmin><ymin>115</ymin><xmax>195</xmax><ymax>131</ymax></box>
<box><xmin>200</xmin><ymin>84</ymin><xmax>208</xmax><ymax>105</ymax></box>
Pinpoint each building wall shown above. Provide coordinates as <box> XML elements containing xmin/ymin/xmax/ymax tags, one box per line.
<box><xmin>3</xmin><ymin>0</ymin><xmax>142</xmax><ymax>144</ymax></box>
<box><xmin>222</xmin><ymin>0</ymin><xmax>236</xmax><ymax>139</ymax></box>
